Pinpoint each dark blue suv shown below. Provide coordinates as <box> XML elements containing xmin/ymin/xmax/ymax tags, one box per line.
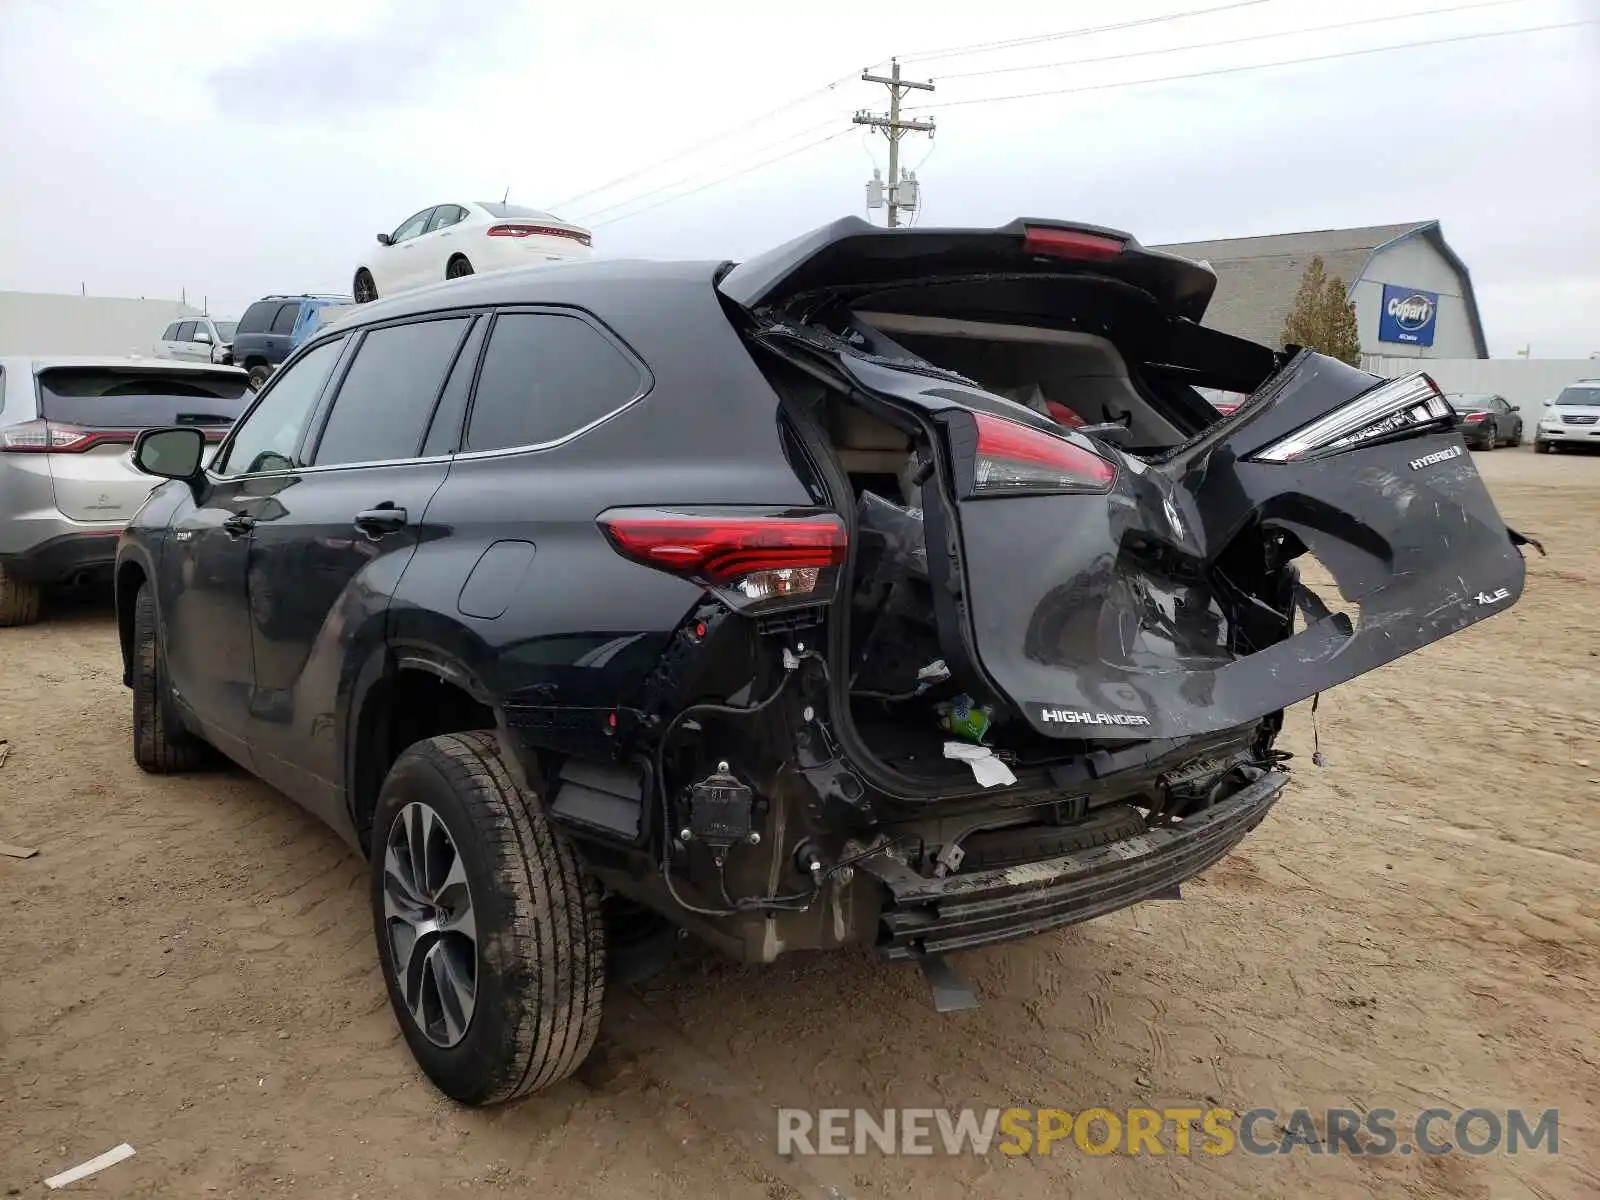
<box><xmin>231</xmin><ymin>294</ymin><xmax>348</xmax><ymax>389</ymax></box>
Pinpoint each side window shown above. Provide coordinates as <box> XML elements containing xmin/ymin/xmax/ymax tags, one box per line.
<box><xmin>464</xmin><ymin>312</ymin><xmax>643</xmax><ymax>453</ymax></box>
<box><xmin>270</xmin><ymin>303</ymin><xmax>299</xmax><ymax>335</ymax></box>
<box><xmin>214</xmin><ymin>339</ymin><xmax>343</xmax><ymax>476</ymax></box>
<box><xmin>310</xmin><ymin>318</ymin><xmax>471</xmax><ymax>467</ymax></box>
<box><xmin>238</xmin><ymin>301</ymin><xmax>277</xmax><ymax>334</ymax></box>
<box><xmin>391</xmin><ymin>209</ymin><xmax>433</xmax><ymax>243</ymax></box>
<box><xmin>175</xmin><ymin>321</ymin><xmax>196</xmax><ymax>341</ymax></box>
<box><xmin>162</xmin><ymin>322</ymin><xmax>180</xmax><ymax>341</ymax></box>
<box><xmin>424</xmin><ymin>205</ymin><xmax>462</xmax><ymax>234</ymax></box>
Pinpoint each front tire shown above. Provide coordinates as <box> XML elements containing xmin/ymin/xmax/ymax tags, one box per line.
<box><xmin>0</xmin><ymin>563</ymin><xmax>41</xmax><ymax>627</ymax></box>
<box><xmin>131</xmin><ymin>583</ymin><xmax>211</xmax><ymax>772</ymax></box>
<box><xmin>446</xmin><ymin>256</ymin><xmax>474</xmax><ymax>280</ymax></box>
<box><xmin>370</xmin><ymin>732</ymin><xmax>604</xmax><ymax>1105</ymax></box>
<box><xmin>1535</xmin><ymin>438</ymin><xmax>1551</xmax><ymax>454</ymax></box>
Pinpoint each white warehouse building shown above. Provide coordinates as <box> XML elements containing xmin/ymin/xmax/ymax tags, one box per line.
<box><xmin>1154</xmin><ymin>220</ymin><xmax>1488</xmax><ymax>362</ymax></box>
<box><xmin>0</xmin><ymin>291</ymin><xmax>199</xmax><ymax>357</ymax></box>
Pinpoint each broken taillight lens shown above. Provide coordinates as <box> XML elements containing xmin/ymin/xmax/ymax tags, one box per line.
<box><xmin>597</xmin><ymin>507</ymin><xmax>847</xmax><ymax>613</ymax></box>
<box><xmin>1250</xmin><ymin>373</ymin><xmax>1453</xmax><ymax>464</ymax></box>
<box><xmin>968</xmin><ymin>411</ymin><xmax>1116</xmax><ymax>496</ymax></box>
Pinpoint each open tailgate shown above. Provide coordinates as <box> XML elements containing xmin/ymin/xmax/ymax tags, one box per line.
<box><xmin>836</xmin><ymin>350</ymin><xmax>1529</xmax><ymax>743</ymax></box>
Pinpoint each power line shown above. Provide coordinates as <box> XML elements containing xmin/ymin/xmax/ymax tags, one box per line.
<box><xmin>906</xmin><ymin>19</ymin><xmax>1593</xmax><ymax>111</ymax></box>
<box><xmin>547</xmin><ymin>71</ymin><xmax>859</xmax><ymax>212</ymax></box>
<box><xmin>572</xmin><ymin>114</ymin><xmax>844</xmax><ymax>224</ymax></box>
<box><xmin>590</xmin><ymin>128</ymin><xmax>853</xmax><ymax>229</ymax></box>
<box><xmin>937</xmin><ymin>0</ymin><xmax>1536</xmax><ymax>81</ymax></box>
<box><xmin>896</xmin><ymin>0</ymin><xmax>1272</xmax><ymax>65</ymax></box>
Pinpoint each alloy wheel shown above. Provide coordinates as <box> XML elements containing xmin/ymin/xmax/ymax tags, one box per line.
<box><xmin>382</xmin><ymin>801</ymin><xmax>478</xmax><ymax>1048</ymax></box>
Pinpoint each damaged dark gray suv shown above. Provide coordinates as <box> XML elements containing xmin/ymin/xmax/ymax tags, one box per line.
<box><xmin>114</xmin><ymin>217</ymin><xmax>1532</xmax><ymax>1104</ymax></box>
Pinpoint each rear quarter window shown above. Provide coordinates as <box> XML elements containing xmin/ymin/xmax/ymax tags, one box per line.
<box><xmin>238</xmin><ymin>301</ymin><xmax>279</xmax><ymax>334</ymax></box>
<box><xmin>36</xmin><ymin>367</ymin><xmax>250</xmax><ymax>428</ymax></box>
<box><xmin>463</xmin><ymin>312</ymin><xmax>644</xmax><ymax>453</ymax></box>
<box><xmin>270</xmin><ymin>304</ymin><xmax>299</xmax><ymax>335</ymax></box>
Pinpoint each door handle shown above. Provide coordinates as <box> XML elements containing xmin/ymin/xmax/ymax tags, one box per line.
<box><xmin>354</xmin><ymin>506</ymin><xmax>408</xmax><ymax>536</ymax></box>
<box><xmin>222</xmin><ymin>513</ymin><xmax>256</xmax><ymax>538</ymax></box>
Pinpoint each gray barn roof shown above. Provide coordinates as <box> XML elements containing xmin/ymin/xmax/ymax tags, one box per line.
<box><xmin>1152</xmin><ymin>220</ymin><xmax>1488</xmax><ymax>357</ymax></box>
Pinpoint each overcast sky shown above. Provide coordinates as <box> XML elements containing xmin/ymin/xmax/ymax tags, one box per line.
<box><xmin>2</xmin><ymin>0</ymin><xmax>1596</xmax><ymax>355</ymax></box>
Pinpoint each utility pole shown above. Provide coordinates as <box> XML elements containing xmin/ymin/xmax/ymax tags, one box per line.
<box><xmin>854</xmin><ymin>59</ymin><xmax>934</xmax><ymax>228</ymax></box>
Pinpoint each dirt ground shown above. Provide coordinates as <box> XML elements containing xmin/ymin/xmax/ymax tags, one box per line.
<box><xmin>2</xmin><ymin>447</ymin><xmax>1596</xmax><ymax>1199</ymax></box>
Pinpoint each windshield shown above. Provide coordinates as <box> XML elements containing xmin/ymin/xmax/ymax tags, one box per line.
<box><xmin>1554</xmin><ymin>386</ymin><xmax>1600</xmax><ymax>407</ymax></box>
<box><xmin>1446</xmin><ymin>395</ymin><xmax>1493</xmax><ymax>413</ymax></box>
<box><xmin>214</xmin><ymin>321</ymin><xmax>238</xmax><ymax>341</ymax></box>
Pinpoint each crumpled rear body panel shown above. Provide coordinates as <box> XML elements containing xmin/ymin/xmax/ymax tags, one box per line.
<box><xmin>846</xmin><ymin>351</ymin><xmax>1528</xmax><ymax>742</ymax></box>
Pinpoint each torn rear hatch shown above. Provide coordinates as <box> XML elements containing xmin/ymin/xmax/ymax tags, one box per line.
<box><xmin>838</xmin><ymin>351</ymin><xmax>1527</xmax><ymax>742</ymax></box>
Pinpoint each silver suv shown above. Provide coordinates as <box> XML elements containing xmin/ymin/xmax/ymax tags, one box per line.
<box><xmin>0</xmin><ymin>356</ymin><xmax>249</xmax><ymax>624</ymax></box>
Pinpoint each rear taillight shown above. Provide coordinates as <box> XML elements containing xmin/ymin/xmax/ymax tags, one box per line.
<box><xmin>486</xmin><ymin>223</ymin><xmax>593</xmax><ymax>247</ymax></box>
<box><xmin>598</xmin><ymin>507</ymin><xmax>846</xmax><ymax>613</ymax></box>
<box><xmin>1214</xmin><ymin>402</ymin><xmax>1241</xmax><ymax>416</ymax></box>
<box><xmin>968</xmin><ymin>411</ymin><xmax>1116</xmax><ymax>496</ymax></box>
<box><xmin>0</xmin><ymin>421</ymin><xmax>226</xmax><ymax>453</ymax></box>
<box><xmin>0</xmin><ymin>421</ymin><xmax>132</xmax><ymax>453</ymax></box>
<box><xmin>1251</xmin><ymin>373</ymin><xmax>1453</xmax><ymax>464</ymax></box>
<box><xmin>1022</xmin><ymin>226</ymin><xmax>1125</xmax><ymax>262</ymax></box>
<box><xmin>1462</xmin><ymin>412</ymin><xmax>1486</xmax><ymax>423</ymax></box>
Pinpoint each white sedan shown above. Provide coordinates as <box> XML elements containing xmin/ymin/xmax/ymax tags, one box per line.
<box><xmin>352</xmin><ymin>201</ymin><xmax>592</xmax><ymax>302</ymax></box>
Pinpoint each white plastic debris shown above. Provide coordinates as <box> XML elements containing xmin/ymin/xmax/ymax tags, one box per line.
<box><xmin>943</xmin><ymin>741</ymin><xmax>1017</xmax><ymax>788</ymax></box>
<box><xmin>45</xmin><ymin>1143</ymin><xmax>135</xmax><ymax>1189</ymax></box>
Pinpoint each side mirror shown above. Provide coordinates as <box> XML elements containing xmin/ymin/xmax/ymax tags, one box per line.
<box><xmin>376</xmin><ymin>232</ymin><xmax>393</xmax><ymax>246</ymax></box>
<box><xmin>133</xmin><ymin>427</ymin><xmax>206</xmax><ymax>484</ymax></box>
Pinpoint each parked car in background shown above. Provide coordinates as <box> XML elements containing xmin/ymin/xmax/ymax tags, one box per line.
<box><xmin>232</xmin><ymin>295</ymin><xmax>350</xmax><ymax>390</ymax></box>
<box><xmin>1194</xmin><ymin>385</ymin><xmax>1248</xmax><ymax>416</ymax></box>
<box><xmin>290</xmin><ymin>301</ymin><xmax>355</xmax><ymax>352</ymax></box>
<box><xmin>0</xmin><ymin>356</ymin><xmax>248</xmax><ymax>624</ymax></box>
<box><xmin>352</xmin><ymin>201</ymin><xmax>592</xmax><ymax>303</ymax></box>
<box><xmin>1535</xmin><ymin>381</ymin><xmax>1600</xmax><ymax>453</ymax></box>
<box><xmin>154</xmin><ymin>316</ymin><xmax>238</xmax><ymax>365</ymax></box>
<box><xmin>1446</xmin><ymin>392</ymin><xmax>1522</xmax><ymax>450</ymax></box>
<box><xmin>117</xmin><ymin>216</ymin><xmax>1531</xmax><ymax>1106</ymax></box>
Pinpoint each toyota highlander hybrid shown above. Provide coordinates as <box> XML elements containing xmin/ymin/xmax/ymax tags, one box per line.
<box><xmin>114</xmin><ymin>217</ymin><xmax>1535</xmax><ymax>1105</ymax></box>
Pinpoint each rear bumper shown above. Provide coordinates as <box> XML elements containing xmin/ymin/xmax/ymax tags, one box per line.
<box><xmin>0</xmin><ymin>530</ymin><xmax>122</xmax><ymax>583</ymax></box>
<box><xmin>861</xmin><ymin>768</ymin><xmax>1289</xmax><ymax>960</ymax></box>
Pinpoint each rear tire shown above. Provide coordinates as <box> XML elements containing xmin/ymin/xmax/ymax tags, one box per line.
<box><xmin>245</xmin><ymin>363</ymin><xmax>270</xmax><ymax>391</ymax></box>
<box><xmin>131</xmin><ymin>583</ymin><xmax>211</xmax><ymax>772</ymax></box>
<box><xmin>354</xmin><ymin>268</ymin><xmax>378</xmax><ymax>304</ymax></box>
<box><xmin>370</xmin><ymin>731</ymin><xmax>605</xmax><ymax>1105</ymax></box>
<box><xmin>0</xmin><ymin>563</ymin><xmax>41</xmax><ymax>627</ymax></box>
<box><xmin>446</xmin><ymin>256</ymin><xmax>474</xmax><ymax>280</ymax></box>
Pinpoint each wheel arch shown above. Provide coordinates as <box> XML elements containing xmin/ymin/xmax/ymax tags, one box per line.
<box><xmin>344</xmin><ymin>642</ymin><xmax>535</xmax><ymax>855</ymax></box>
<box><xmin>115</xmin><ymin>552</ymin><xmax>154</xmax><ymax>686</ymax></box>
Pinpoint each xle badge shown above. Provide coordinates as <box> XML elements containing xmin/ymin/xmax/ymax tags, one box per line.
<box><xmin>1475</xmin><ymin>587</ymin><xmax>1510</xmax><ymax>607</ymax></box>
<box><xmin>1037</xmin><ymin>707</ymin><xmax>1151</xmax><ymax>728</ymax></box>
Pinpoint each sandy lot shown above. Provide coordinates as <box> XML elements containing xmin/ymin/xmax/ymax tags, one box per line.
<box><xmin>1</xmin><ymin>448</ymin><xmax>1596</xmax><ymax>1199</ymax></box>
